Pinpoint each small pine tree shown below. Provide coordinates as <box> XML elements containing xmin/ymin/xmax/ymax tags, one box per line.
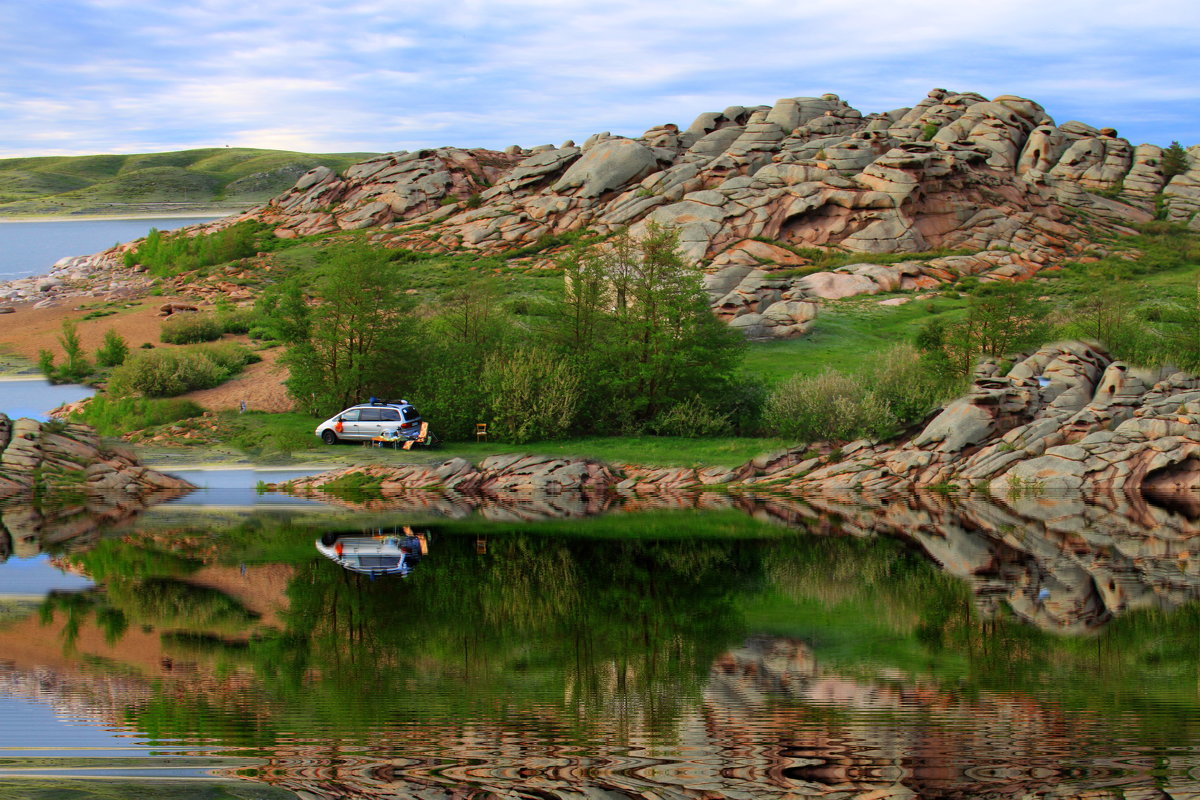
<box><xmin>1162</xmin><ymin>141</ymin><xmax>1189</xmax><ymax>181</ymax></box>
<box><xmin>95</xmin><ymin>328</ymin><xmax>130</xmax><ymax>368</ymax></box>
<box><xmin>37</xmin><ymin>349</ymin><xmax>57</xmax><ymax>382</ymax></box>
<box><xmin>57</xmin><ymin>320</ymin><xmax>92</xmax><ymax>383</ymax></box>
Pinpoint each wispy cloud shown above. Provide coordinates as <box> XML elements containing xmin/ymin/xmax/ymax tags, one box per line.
<box><xmin>1</xmin><ymin>0</ymin><xmax>1199</xmax><ymax>157</ymax></box>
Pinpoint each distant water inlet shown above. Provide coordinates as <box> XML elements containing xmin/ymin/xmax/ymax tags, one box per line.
<box><xmin>0</xmin><ymin>377</ymin><xmax>93</xmax><ymax>420</ymax></box>
<box><xmin>0</xmin><ymin>216</ymin><xmax>219</xmax><ymax>281</ymax></box>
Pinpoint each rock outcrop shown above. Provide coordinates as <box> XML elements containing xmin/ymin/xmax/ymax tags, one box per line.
<box><xmin>782</xmin><ymin>341</ymin><xmax>1200</xmax><ymax>492</ymax></box>
<box><xmin>0</xmin><ymin>414</ymin><xmax>193</xmax><ymax>497</ymax></box>
<box><xmin>207</xmin><ymin>88</ymin><xmax>1188</xmax><ymax>338</ymax></box>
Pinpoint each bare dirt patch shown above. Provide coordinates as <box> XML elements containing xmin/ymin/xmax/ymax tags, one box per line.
<box><xmin>0</xmin><ymin>299</ymin><xmax>291</xmax><ymax>412</ymax></box>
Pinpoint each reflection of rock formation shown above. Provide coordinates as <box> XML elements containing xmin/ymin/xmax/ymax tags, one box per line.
<box><xmin>0</xmin><ymin>493</ymin><xmax>183</xmax><ymax>559</ymax></box>
<box><xmin>267</xmin><ymin>478</ymin><xmax>1200</xmax><ymax>634</ymax></box>
<box><xmin>197</xmin><ymin>634</ymin><xmax>1200</xmax><ymax>799</ymax></box>
<box><xmin>795</xmin><ymin>491</ymin><xmax>1200</xmax><ymax>633</ymax></box>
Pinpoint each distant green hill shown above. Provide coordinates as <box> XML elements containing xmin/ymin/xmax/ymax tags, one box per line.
<box><xmin>0</xmin><ymin>147</ymin><xmax>377</xmax><ymax>216</ymax></box>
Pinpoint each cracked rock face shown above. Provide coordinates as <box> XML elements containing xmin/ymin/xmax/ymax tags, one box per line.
<box><xmin>0</xmin><ymin>414</ymin><xmax>193</xmax><ymax>499</ymax></box>
<box><xmin>783</xmin><ymin>341</ymin><xmax>1200</xmax><ymax>493</ymax></box>
<box><xmin>200</xmin><ymin>88</ymin><xmax>1178</xmax><ymax>339</ymax></box>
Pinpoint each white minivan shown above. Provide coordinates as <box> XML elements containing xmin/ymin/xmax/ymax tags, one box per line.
<box><xmin>315</xmin><ymin>400</ymin><xmax>423</xmax><ymax>445</ymax></box>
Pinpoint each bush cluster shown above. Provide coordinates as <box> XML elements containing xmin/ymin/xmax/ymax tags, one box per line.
<box><xmin>107</xmin><ymin>342</ymin><xmax>257</xmax><ymax>397</ymax></box>
<box><xmin>70</xmin><ymin>396</ymin><xmax>204</xmax><ymax>436</ymax></box>
<box><xmin>763</xmin><ymin>344</ymin><xmax>963</xmax><ymax>444</ymax></box>
<box><xmin>268</xmin><ymin>229</ymin><xmax>749</xmax><ymax>443</ymax></box>
<box><xmin>161</xmin><ymin>313</ymin><xmax>223</xmax><ymax>344</ymax></box>
<box><xmin>123</xmin><ymin>220</ymin><xmax>265</xmax><ymax>276</ymax></box>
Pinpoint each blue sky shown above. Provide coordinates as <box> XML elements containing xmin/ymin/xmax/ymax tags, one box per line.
<box><xmin>2</xmin><ymin>0</ymin><xmax>1198</xmax><ymax>158</ymax></box>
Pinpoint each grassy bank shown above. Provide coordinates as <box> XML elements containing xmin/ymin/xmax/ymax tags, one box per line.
<box><xmin>134</xmin><ymin>410</ymin><xmax>794</xmax><ymax>470</ymax></box>
<box><xmin>0</xmin><ymin>147</ymin><xmax>376</xmax><ymax>216</ymax></box>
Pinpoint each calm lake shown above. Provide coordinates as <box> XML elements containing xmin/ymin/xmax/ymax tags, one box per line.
<box><xmin>3</xmin><ymin>487</ymin><xmax>1200</xmax><ymax>800</ymax></box>
<box><xmin>0</xmin><ymin>216</ymin><xmax>220</xmax><ymax>281</ymax></box>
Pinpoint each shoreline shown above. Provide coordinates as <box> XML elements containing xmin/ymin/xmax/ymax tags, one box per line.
<box><xmin>0</xmin><ymin>211</ymin><xmax>242</xmax><ymax>223</ymax></box>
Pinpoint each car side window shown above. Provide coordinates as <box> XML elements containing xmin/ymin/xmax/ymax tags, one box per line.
<box><xmin>402</xmin><ymin>407</ymin><xmax>420</xmax><ymax>421</ymax></box>
<box><xmin>359</xmin><ymin>409</ymin><xmax>382</xmax><ymax>422</ymax></box>
<box><xmin>340</xmin><ymin>409</ymin><xmax>361</xmax><ymax>421</ymax></box>
<box><xmin>380</xmin><ymin>409</ymin><xmax>401</xmax><ymax>421</ymax></box>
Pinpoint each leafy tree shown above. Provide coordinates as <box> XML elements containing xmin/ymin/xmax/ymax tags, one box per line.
<box><xmin>940</xmin><ymin>283</ymin><xmax>1050</xmax><ymax>375</ymax></box>
<box><xmin>254</xmin><ymin>278</ymin><xmax>311</xmax><ymax>344</ymax></box>
<box><xmin>95</xmin><ymin>328</ymin><xmax>130</xmax><ymax>368</ymax></box>
<box><xmin>549</xmin><ymin>223</ymin><xmax>744</xmax><ymax>430</ymax></box>
<box><xmin>282</xmin><ymin>245</ymin><xmax>417</xmax><ymax>415</ymax></box>
<box><xmin>56</xmin><ymin>320</ymin><xmax>91</xmax><ymax>383</ymax></box>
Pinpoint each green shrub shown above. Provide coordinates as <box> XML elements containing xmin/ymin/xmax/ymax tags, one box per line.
<box><xmin>70</xmin><ymin>396</ymin><xmax>203</xmax><ymax>436</ymax></box>
<box><xmin>37</xmin><ymin>349</ymin><xmax>56</xmax><ymax>381</ymax></box>
<box><xmin>56</xmin><ymin>320</ymin><xmax>92</xmax><ymax>383</ymax></box>
<box><xmin>216</xmin><ymin>307</ymin><xmax>257</xmax><ymax>335</ymax></box>
<box><xmin>764</xmin><ymin>371</ymin><xmax>897</xmax><ymax>443</ymax></box>
<box><xmin>95</xmin><ymin>328</ymin><xmax>130</xmax><ymax>368</ymax></box>
<box><xmin>868</xmin><ymin>344</ymin><xmax>963</xmax><ymax>427</ymax></box>
<box><xmin>107</xmin><ymin>342</ymin><xmax>255</xmax><ymax>397</ymax></box>
<box><xmin>1162</xmin><ymin>141</ymin><xmax>1189</xmax><ymax>181</ymax></box>
<box><xmin>482</xmin><ymin>348</ymin><xmax>581</xmax><ymax>443</ymax></box>
<box><xmin>646</xmin><ymin>396</ymin><xmax>731</xmax><ymax>437</ymax></box>
<box><xmin>124</xmin><ymin>220</ymin><xmax>265</xmax><ymax>277</ymax></box>
<box><xmin>921</xmin><ymin>122</ymin><xmax>939</xmax><ymax>141</ymax></box>
<box><xmin>161</xmin><ymin>313</ymin><xmax>223</xmax><ymax>344</ymax></box>
<box><xmin>320</xmin><ymin>471</ymin><xmax>383</xmax><ymax>501</ymax></box>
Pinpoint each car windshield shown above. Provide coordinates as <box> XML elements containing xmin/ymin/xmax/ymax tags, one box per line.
<box><xmin>402</xmin><ymin>407</ymin><xmax>420</xmax><ymax>421</ymax></box>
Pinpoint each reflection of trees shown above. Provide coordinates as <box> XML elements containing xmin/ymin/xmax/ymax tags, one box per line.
<box><xmin>95</xmin><ymin>533</ymin><xmax>764</xmax><ymax>753</ymax></box>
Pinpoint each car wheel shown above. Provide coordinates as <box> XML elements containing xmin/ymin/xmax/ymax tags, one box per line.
<box><xmin>320</xmin><ymin>532</ymin><xmax>340</xmax><ymax>546</ymax></box>
<box><xmin>321</xmin><ymin>429</ymin><xmax>339</xmax><ymax>445</ymax></box>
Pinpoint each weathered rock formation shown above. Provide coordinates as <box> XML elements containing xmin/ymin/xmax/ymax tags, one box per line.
<box><xmin>215</xmin><ymin>88</ymin><xmax>1195</xmax><ymax>339</ymax></box>
<box><xmin>0</xmin><ymin>413</ymin><xmax>193</xmax><ymax>497</ymax></box>
<box><xmin>784</xmin><ymin>341</ymin><xmax>1200</xmax><ymax>492</ymax></box>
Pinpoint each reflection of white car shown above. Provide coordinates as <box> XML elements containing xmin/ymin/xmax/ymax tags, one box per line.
<box><xmin>316</xmin><ymin>529</ymin><xmax>429</xmax><ymax>577</ymax></box>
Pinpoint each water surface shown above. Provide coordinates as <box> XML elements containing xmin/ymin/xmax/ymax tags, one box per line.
<box><xmin>2</xmin><ymin>490</ymin><xmax>1199</xmax><ymax>799</ymax></box>
<box><xmin>0</xmin><ymin>377</ymin><xmax>94</xmax><ymax>420</ymax></box>
<box><xmin>0</xmin><ymin>217</ymin><xmax>220</xmax><ymax>281</ymax></box>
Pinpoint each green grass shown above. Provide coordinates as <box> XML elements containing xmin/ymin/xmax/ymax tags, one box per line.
<box><xmin>0</xmin><ymin>147</ymin><xmax>377</xmax><ymax>215</ymax></box>
<box><xmin>743</xmin><ymin>293</ymin><xmax>970</xmax><ymax>384</ymax></box>
<box><xmin>151</xmin><ymin>410</ymin><xmax>790</xmax><ymax>469</ymax></box>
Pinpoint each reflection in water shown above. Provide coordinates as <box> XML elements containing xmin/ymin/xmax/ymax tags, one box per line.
<box><xmin>315</xmin><ymin>527</ymin><xmax>430</xmax><ymax>576</ymax></box>
<box><xmin>1</xmin><ymin>490</ymin><xmax>1200</xmax><ymax>798</ymax></box>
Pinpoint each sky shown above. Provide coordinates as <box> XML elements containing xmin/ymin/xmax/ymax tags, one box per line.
<box><xmin>2</xmin><ymin>0</ymin><xmax>1199</xmax><ymax>158</ymax></box>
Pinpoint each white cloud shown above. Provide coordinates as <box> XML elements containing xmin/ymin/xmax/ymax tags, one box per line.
<box><xmin>2</xmin><ymin>0</ymin><xmax>1199</xmax><ymax>157</ymax></box>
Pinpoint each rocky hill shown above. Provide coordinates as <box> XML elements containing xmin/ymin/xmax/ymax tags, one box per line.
<box><xmin>222</xmin><ymin>88</ymin><xmax>1200</xmax><ymax>338</ymax></box>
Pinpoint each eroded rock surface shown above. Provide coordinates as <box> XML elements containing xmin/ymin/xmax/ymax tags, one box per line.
<box><xmin>784</xmin><ymin>341</ymin><xmax>1200</xmax><ymax>493</ymax></box>
<box><xmin>0</xmin><ymin>413</ymin><xmax>193</xmax><ymax>498</ymax></box>
<box><xmin>223</xmin><ymin>89</ymin><xmax>1184</xmax><ymax>338</ymax></box>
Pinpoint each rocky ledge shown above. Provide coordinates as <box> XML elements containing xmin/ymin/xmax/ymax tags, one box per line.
<box><xmin>0</xmin><ymin>414</ymin><xmax>194</xmax><ymax>497</ymax></box>
<box><xmin>273</xmin><ymin>341</ymin><xmax>1200</xmax><ymax>496</ymax></box>
<box><xmin>786</xmin><ymin>340</ymin><xmax>1200</xmax><ymax>492</ymax></box>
